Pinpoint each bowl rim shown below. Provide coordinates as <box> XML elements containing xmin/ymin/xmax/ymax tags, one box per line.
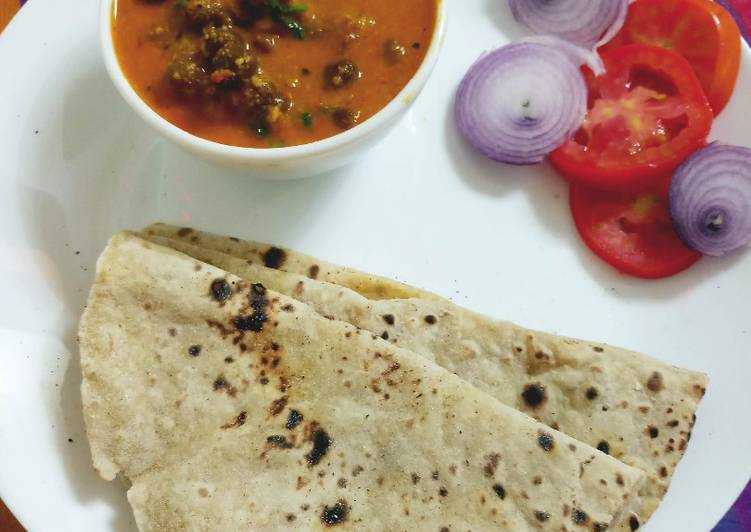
<box><xmin>100</xmin><ymin>0</ymin><xmax>446</xmax><ymax>162</ymax></box>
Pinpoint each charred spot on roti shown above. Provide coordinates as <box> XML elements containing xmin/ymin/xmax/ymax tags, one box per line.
<box><xmin>532</xmin><ymin>475</ymin><xmax>542</xmax><ymax>485</ymax></box>
<box><xmin>537</xmin><ymin>431</ymin><xmax>554</xmax><ymax>452</ymax></box>
<box><xmin>382</xmin><ymin>362</ymin><xmax>400</xmax><ymax>376</ymax></box>
<box><xmin>629</xmin><ymin>515</ymin><xmax>641</xmax><ymax>530</ymax></box>
<box><xmin>286</xmin><ymin>410</ymin><xmax>304</xmax><ymax>430</ymax></box>
<box><xmin>585</xmin><ymin>387</ymin><xmax>599</xmax><ymax>400</ymax></box>
<box><xmin>321</xmin><ymin>500</ymin><xmax>348</xmax><ymax>526</ymax></box>
<box><xmin>411</xmin><ymin>473</ymin><xmax>421</xmax><ymax>484</ymax></box>
<box><xmin>260</xmin><ymin>377</ymin><xmax>270</xmax><ymax>385</ymax></box>
<box><xmin>578</xmin><ymin>456</ymin><xmax>595</xmax><ymax>479</ymax></box>
<box><xmin>592</xmin><ymin>346</ymin><xmax>604</xmax><ymax>353</ymax></box>
<box><xmin>224</xmin><ymin>356</ymin><xmax>234</xmax><ymax>363</ymax></box>
<box><xmin>667</xmin><ymin>419</ymin><xmax>679</xmax><ymax>428</ymax></box>
<box><xmin>352</xmin><ymin>465</ymin><xmax>364</xmax><ymax>477</ymax></box>
<box><xmin>306</xmin><ymin>429</ymin><xmax>332</xmax><ymax>466</ymax></box>
<box><xmin>198</xmin><ymin>488</ymin><xmax>209</xmax><ymax>497</ymax></box>
<box><xmin>168</xmin><ymin>328</ymin><xmax>177</xmax><ymax>337</ymax></box>
<box><xmin>221</xmin><ymin>411</ymin><xmax>247</xmax><ymax>429</ymax></box>
<box><xmin>262</xmin><ymin>247</ymin><xmax>286</xmax><ymax>269</ymax></box>
<box><xmin>188</xmin><ymin>344</ymin><xmax>202</xmax><ymax>357</ymax></box>
<box><xmin>593</xmin><ymin>523</ymin><xmax>608</xmax><ymax>532</ymax></box>
<box><xmin>534</xmin><ymin>511</ymin><xmax>550</xmax><ymax>522</ymax></box>
<box><xmin>267</xmin><ymin>435</ymin><xmax>293</xmax><ymax>449</ymax></box>
<box><xmin>596</xmin><ymin>441</ymin><xmax>610</xmax><ymax>455</ymax></box>
<box><xmin>308</xmin><ymin>265</ymin><xmax>320</xmax><ymax>279</ymax></box>
<box><xmin>286</xmin><ymin>514</ymin><xmax>296</xmax><ymax>522</ymax></box>
<box><xmin>438</xmin><ymin>487</ymin><xmax>448</xmax><ymax>497</ymax></box>
<box><xmin>281</xmin><ymin>303</ymin><xmax>295</xmax><ymax>312</ymax></box>
<box><xmin>572</xmin><ymin>508</ymin><xmax>589</xmax><ymax>525</ymax></box>
<box><xmin>177</xmin><ymin>227</ymin><xmax>193</xmax><ymax>237</ymax></box>
<box><xmin>646</xmin><ymin>371</ymin><xmax>664</xmax><ymax>392</ymax></box>
<box><xmin>483</xmin><ymin>453</ymin><xmax>501</xmax><ymax>478</ymax></box>
<box><xmin>615</xmin><ymin>473</ymin><xmax>625</xmax><ymax>486</ymax></box>
<box><xmin>213</xmin><ymin>376</ymin><xmax>237</xmax><ymax>397</ymax></box>
<box><xmin>381</xmin><ymin>331</ymin><xmax>389</xmax><ymax>340</ymax></box>
<box><xmin>521</xmin><ymin>383</ymin><xmax>546</xmax><ymax>408</ymax></box>
<box><xmin>431</xmin><ymin>470</ymin><xmax>440</xmax><ymax>480</ymax></box>
<box><xmin>337</xmin><ymin>478</ymin><xmax>347</xmax><ymax>488</ymax></box>
<box><xmin>382</xmin><ymin>314</ymin><xmax>395</xmax><ymax>325</ymax></box>
<box><xmin>492</xmin><ymin>483</ymin><xmax>506</xmax><ymax>499</ymax></box>
<box><xmin>269</xmin><ymin>396</ymin><xmax>288</xmax><ymax>416</ymax></box>
<box><xmin>229</xmin><ymin>236</ymin><xmax>240</xmax><ymax>242</ymax></box>
<box><xmin>207</xmin><ymin>319</ymin><xmax>234</xmax><ymax>338</ymax></box>
<box><xmin>234</xmin><ymin>284</ymin><xmax>269</xmax><ymax>332</ymax></box>
<box><xmin>659</xmin><ymin>466</ymin><xmax>668</xmax><ymax>478</ymax></box>
<box><xmin>424</xmin><ymin>315</ymin><xmax>437</xmax><ymax>324</ymax></box>
<box><xmin>210</xmin><ymin>279</ymin><xmax>232</xmax><ymax>302</ymax></box>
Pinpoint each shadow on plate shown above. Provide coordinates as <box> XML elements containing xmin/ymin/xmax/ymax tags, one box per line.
<box><xmin>16</xmin><ymin>35</ymin><xmax>351</xmax><ymax>531</ymax></box>
<box><xmin>442</xmin><ymin>94</ymin><xmax>747</xmax><ymax>299</ymax></box>
<box><xmin>58</xmin><ymin>351</ymin><xmax>138</xmax><ymax>532</ymax></box>
<box><xmin>484</xmin><ymin>0</ymin><xmax>527</xmax><ymax>42</ymax></box>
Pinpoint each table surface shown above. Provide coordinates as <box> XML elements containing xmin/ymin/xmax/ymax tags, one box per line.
<box><xmin>0</xmin><ymin>0</ymin><xmax>749</xmax><ymax>530</ymax></box>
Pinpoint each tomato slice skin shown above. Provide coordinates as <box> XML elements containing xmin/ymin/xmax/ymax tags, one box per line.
<box><xmin>604</xmin><ymin>0</ymin><xmax>741</xmax><ymax>115</ymax></box>
<box><xmin>570</xmin><ymin>183</ymin><xmax>702</xmax><ymax>279</ymax></box>
<box><xmin>550</xmin><ymin>45</ymin><xmax>713</xmax><ymax>193</ymax></box>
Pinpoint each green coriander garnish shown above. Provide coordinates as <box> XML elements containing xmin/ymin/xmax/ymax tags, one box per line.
<box><xmin>266</xmin><ymin>0</ymin><xmax>307</xmax><ymax>40</ymax></box>
<box><xmin>301</xmin><ymin>112</ymin><xmax>313</xmax><ymax>128</ymax></box>
<box><xmin>255</xmin><ymin>125</ymin><xmax>270</xmax><ymax>138</ymax></box>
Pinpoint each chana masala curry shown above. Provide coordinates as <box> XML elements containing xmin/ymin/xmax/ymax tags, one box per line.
<box><xmin>112</xmin><ymin>0</ymin><xmax>438</xmax><ymax>148</ymax></box>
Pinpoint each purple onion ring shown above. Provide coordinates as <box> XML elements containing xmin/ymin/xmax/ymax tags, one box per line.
<box><xmin>669</xmin><ymin>143</ymin><xmax>751</xmax><ymax>257</ymax></box>
<box><xmin>455</xmin><ymin>40</ymin><xmax>587</xmax><ymax>165</ymax></box>
<box><xmin>509</xmin><ymin>0</ymin><xmax>630</xmax><ymax>48</ymax></box>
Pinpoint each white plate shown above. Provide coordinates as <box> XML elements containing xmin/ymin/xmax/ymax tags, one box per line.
<box><xmin>1</xmin><ymin>1</ymin><xmax>750</xmax><ymax>530</ymax></box>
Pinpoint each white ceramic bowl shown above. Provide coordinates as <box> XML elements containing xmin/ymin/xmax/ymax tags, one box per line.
<box><xmin>100</xmin><ymin>0</ymin><xmax>446</xmax><ymax>179</ymax></box>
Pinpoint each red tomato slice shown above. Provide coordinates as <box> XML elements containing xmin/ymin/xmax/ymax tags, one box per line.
<box><xmin>570</xmin><ymin>183</ymin><xmax>702</xmax><ymax>279</ymax></box>
<box><xmin>604</xmin><ymin>0</ymin><xmax>741</xmax><ymax>115</ymax></box>
<box><xmin>550</xmin><ymin>45</ymin><xmax>713</xmax><ymax>193</ymax></box>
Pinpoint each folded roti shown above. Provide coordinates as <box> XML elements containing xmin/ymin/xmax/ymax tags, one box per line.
<box><xmin>142</xmin><ymin>223</ymin><xmax>709</xmax><ymax>531</ymax></box>
<box><xmin>80</xmin><ymin>233</ymin><xmax>644</xmax><ymax>531</ymax></box>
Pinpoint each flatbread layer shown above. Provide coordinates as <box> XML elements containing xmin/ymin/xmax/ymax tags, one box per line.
<box><xmin>80</xmin><ymin>232</ymin><xmax>644</xmax><ymax>531</ymax></box>
<box><xmin>142</xmin><ymin>224</ymin><xmax>440</xmax><ymax>302</ymax></box>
